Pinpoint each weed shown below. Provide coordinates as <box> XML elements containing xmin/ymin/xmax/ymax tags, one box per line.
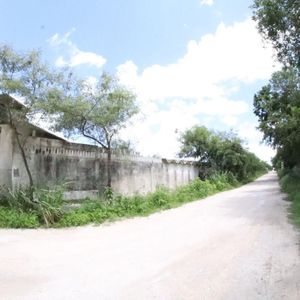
<box><xmin>0</xmin><ymin>185</ymin><xmax>65</xmax><ymax>227</ymax></box>
<box><xmin>0</xmin><ymin>207</ymin><xmax>39</xmax><ymax>228</ymax></box>
<box><xmin>1</xmin><ymin>171</ymin><xmax>267</xmax><ymax>228</ymax></box>
<box><xmin>279</xmin><ymin>172</ymin><xmax>300</xmax><ymax>227</ymax></box>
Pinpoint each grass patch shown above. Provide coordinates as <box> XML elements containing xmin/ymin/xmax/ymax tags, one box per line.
<box><xmin>1</xmin><ymin>171</ymin><xmax>267</xmax><ymax>228</ymax></box>
<box><xmin>0</xmin><ymin>207</ymin><xmax>39</xmax><ymax>228</ymax></box>
<box><xmin>279</xmin><ymin>173</ymin><xmax>300</xmax><ymax>227</ymax></box>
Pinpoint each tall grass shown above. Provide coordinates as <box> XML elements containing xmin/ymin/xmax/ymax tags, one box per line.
<box><xmin>0</xmin><ymin>185</ymin><xmax>64</xmax><ymax>227</ymax></box>
<box><xmin>279</xmin><ymin>173</ymin><xmax>300</xmax><ymax>227</ymax></box>
<box><xmin>56</xmin><ymin>173</ymin><xmax>236</xmax><ymax>228</ymax></box>
<box><xmin>0</xmin><ymin>171</ymin><xmax>265</xmax><ymax>228</ymax></box>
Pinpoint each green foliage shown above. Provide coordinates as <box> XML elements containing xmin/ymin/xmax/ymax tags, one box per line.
<box><xmin>55</xmin><ymin>210</ymin><xmax>92</xmax><ymax>227</ymax></box>
<box><xmin>179</xmin><ymin>125</ymin><xmax>269</xmax><ymax>181</ymax></box>
<box><xmin>0</xmin><ymin>207</ymin><xmax>39</xmax><ymax>228</ymax></box>
<box><xmin>0</xmin><ymin>45</ymin><xmax>55</xmax><ymax>103</ymax></box>
<box><xmin>279</xmin><ymin>172</ymin><xmax>300</xmax><ymax>227</ymax></box>
<box><xmin>56</xmin><ymin>173</ymin><xmax>242</xmax><ymax>228</ymax></box>
<box><xmin>34</xmin><ymin>187</ymin><xmax>64</xmax><ymax>226</ymax></box>
<box><xmin>252</xmin><ymin>2</ymin><xmax>300</xmax><ymax>171</ymax></box>
<box><xmin>103</xmin><ymin>186</ymin><xmax>114</xmax><ymax>202</ymax></box>
<box><xmin>0</xmin><ymin>45</ymin><xmax>64</xmax><ymax>188</ymax></box>
<box><xmin>252</xmin><ymin>0</ymin><xmax>300</xmax><ymax>69</ymax></box>
<box><xmin>42</xmin><ymin>73</ymin><xmax>138</xmax><ymax>149</ymax></box>
<box><xmin>208</xmin><ymin>173</ymin><xmax>233</xmax><ymax>191</ymax></box>
<box><xmin>0</xmin><ymin>186</ymin><xmax>64</xmax><ymax>227</ymax></box>
<box><xmin>147</xmin><ymin>186</ymin><xmax>171</xmax><ymax>207</ymax></box>
<box><xmin>0</xmin><ymin>45</ymin><xmax>138</xmax><ymax>189</ymax></box>
<box><xmin>253</xmin><ymin>68</ymin><xmax>300</xmax><ymax>169</ymax></box>
<box><xmin>40</xmin><ymin>72</ymin><xmax>139</xmax><ymax>187</ymax></box>
<box><xmin>0</xmin><ymin>45</ymin><xmax>63</xmax><ymax>129</ymax></box>
<box><xmin>0</xmin><ymin>170</ymin><xmax>266</xmax><ymax>229</ymax></box>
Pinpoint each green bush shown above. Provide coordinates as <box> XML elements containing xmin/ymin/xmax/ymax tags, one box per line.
<box><xmin>147</xmin><ymin>186</ymin><xmax>171</xmax><ymax>208</ymax></box>
<box><xmin>0</xmin><ymin>185</ymin><xmax>65</xmax><ymax>226</ymax></box>
<box><xmin>279</xmin><ymin>172</ymin><xmax>300</xmax><ymax>227</ymax></box>
<box><xmin>34</xmin><ymin>187</ymin><xmax>64</xmax><ymax>226</ymax></box>
<box><xmin>0</xmin><ymin>207</ymin><xmax>39</xmax><ymax>228</ymax></box>
<box><xmin>56</xmin><ymin>210</ymin><xmax>92</xmax><ymax>227</ymax></box>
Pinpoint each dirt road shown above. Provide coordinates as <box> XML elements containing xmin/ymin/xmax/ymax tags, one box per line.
<box><xmin>1</xmin><ymin>172</ymin><xmax>300</xmax><ymax>299</ymax></box>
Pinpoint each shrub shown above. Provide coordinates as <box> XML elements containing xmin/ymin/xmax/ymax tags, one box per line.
<box><xmin>279</xmin><ymin>172</ymin><xmax>300</xmax><ymax>227</ymax></box>
<box><xmin>208</xmin><ymin>173</ymin><xmax>232</xmax><ymax>191</ymax></box>
<box><xmin>147</xmin><ymin>186</ymin><xmax>171</xmax><ymax>208</ymax></box>
<box><xmin>56</xmin><ymin>210</ymin><xmax>92</xmax><ymax>227</ymax></box>
<box><xmin>0</xmin><ymin>207</ymin><xmax>39</xmax><ymax>228</ymax></box>
<box><xmin>34</xmin><ymin>187</ymin><xmax>64</xmax><ymax>226</ymax></box>
<box><xmin>0</xmin><ymin>185</ymin><xmax>65</xmax><ymax>226</ymax></box>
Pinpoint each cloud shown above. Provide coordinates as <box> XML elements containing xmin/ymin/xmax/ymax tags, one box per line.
<box><xmin>117</xmin><ymin>19</ymin><xmax>278</xmax><ymax>160</ymax></box>
<box><xmin>48</xmin><ymin>29</ymin><xmax>106</xmax><ymax>69</ymax></box>
<box><xmin>200</xmin><ymin>0</ymin><xmax>214</xmax><ymax>6</ymax></box>
<box><xmin>237</xmin><ymin>122</ymin><xmax>275</xmax><ymax>162</ymax></box>
<box><xmin>117</xmin><ymin>19</ymin><xmax>277</xmax><ymax>101</ymax></box>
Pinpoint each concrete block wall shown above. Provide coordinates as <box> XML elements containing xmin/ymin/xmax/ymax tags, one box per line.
<box><xmin>2</xmin><ymin>128</ymin><xmax>199</xmax><ymax>196</ymax></box>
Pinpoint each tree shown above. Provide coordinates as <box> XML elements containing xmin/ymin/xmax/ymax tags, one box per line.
<box><xmin>252</xmin><ymin>0</ymin><xmax>300</xmax><ymax>69</ymax></box>
<box><xmin>179</xmin><ymin>126</ymin><xmax>268</xmax><ymax>181</ymax></box>
<box><xmin>179</xmin><ymin>126</ymin><xmax>215</xmax><ymax>164</ymax></box>
<box><xmin>43</xmin><ymin>72</ymin><xmax>138</xmax><ymax>187</ymax></box>
<box><xmin>0</xmin><ymin>45</ymin><xmax>60</xmax><ymax>190</ymax></box>
<box><xmin>253</xmin><ymin>67</ymin><xmax>300</xmax><ymax>168</ymax></box>
<box><xmin>252</xmin><ymin>1</ymin><xmax>300</xmax><ymax>170</ymax></box>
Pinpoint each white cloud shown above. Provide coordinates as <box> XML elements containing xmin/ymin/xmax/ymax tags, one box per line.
<box><xmin>117</xmin><ymin>19</ymin><xmax>278</xmax><ymax>161</ymax></box>
<box><xmin>221</xmin><ymin>115</ymin><xmax>238</xmax><ymax>126</ymax></box>
<box><xmin>237</xmin><ymin>122</ymin><xmax>275</xmax><ymax>163</ymax></box>
<box><xmin>200</xmin><ymin>0</ymin><xmax>214</xmax><ymax>6</ymax></box>
<box><xmin>48</xmin><ymin>29</ymin><xmax>106</xmax><ymax>69</ymax></box>
<box><xmin>118</xmin><ymin>19</ymin><xmax>277</xmax><ymax>101</ymax></box>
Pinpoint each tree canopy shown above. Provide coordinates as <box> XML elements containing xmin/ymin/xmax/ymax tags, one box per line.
<box><xmin>42</xmin><ymin>72</ymin><xmax>138</xmax><ymax>187</ymax></box>
<box><xmin>179</xmin><ymin>126</ymin><xmax>269</xmax><ymax>181</ymax></box>
<box><xmin>253</xmin><ymin>67</ymin><xmax>300</xmax><ymax>169</ymax></box>
<box><xmin>0</xmin><ymin>44</ymin><xmax>138</xmax><ymax>189</ymax></box>
<box><xmin>252</xmin><ymin>1</ymin><xmax>300</xmax><ymax>170</ymax></box>
<box><xmin>0</xmin><ymin>45</ymin><xmax>61</xmax><ymax>188</ymax></box>
<box><xmin>253</xmin><ymin>0</ymin><xmax>300</xmax><ymax>69</ymax></box>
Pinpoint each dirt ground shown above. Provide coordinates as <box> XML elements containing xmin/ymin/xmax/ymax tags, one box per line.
<box><xmin>1</xmin><ymin>172</ymin><xmax>300</xmax><ymax>299</ymax></box>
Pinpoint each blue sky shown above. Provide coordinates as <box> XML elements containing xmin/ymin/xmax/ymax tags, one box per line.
<box><xmin>0</xmin><ymin>0</ymin><xmax>279</xmax><ymax>161</ymax></box>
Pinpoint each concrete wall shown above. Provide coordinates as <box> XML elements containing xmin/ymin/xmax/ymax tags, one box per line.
<box><xmin>2</xmin><ymin>125</ymin><xmax>199</xmax><ymax>196</ymax></box>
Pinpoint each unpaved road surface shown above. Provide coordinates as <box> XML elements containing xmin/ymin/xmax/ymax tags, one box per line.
<box><xmin>1</xmin><ymin>172</ymin><xmax>300</xmax><ymax>300</ymax></box>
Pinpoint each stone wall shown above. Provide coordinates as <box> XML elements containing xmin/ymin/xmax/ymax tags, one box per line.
<box><xmin>0</xmin><ymin>124</ymin><xmax>199</xmax><ymax>196</ymax></box>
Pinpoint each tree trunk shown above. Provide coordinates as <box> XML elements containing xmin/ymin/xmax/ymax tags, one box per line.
<box><xmin>107</xmin><ymin>146</ymin><xmax>112</xmax><ymax>188</ymax></box>
<box><xmin>14</xmin><ymin>129</ymin><xmax>34</xmax><ymax>188</ymax></box>
<box><xmin>7</xmin><ymin>107</ymin><xmax>34</xmax><ymax>200</ymax></box>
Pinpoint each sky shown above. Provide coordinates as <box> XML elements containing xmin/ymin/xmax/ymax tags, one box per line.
<box><xmin>0</xmin><ymin>0</ymin><xmax>279</xmax><ymax>162</ymax></box>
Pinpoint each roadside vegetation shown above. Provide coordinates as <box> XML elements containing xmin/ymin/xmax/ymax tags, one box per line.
<box><xmin>279</xmin><ymin>171</ymin><xmax>300</xmax><ymax>227</ymax></box>
<box><xmin>0</xmin><ymin>169</ymin><xmax>268</xmax><ymax>228</ymax></box>
<box><xmin>252</xmin><ymin>1</ymin><xmax>300</xmax><ymax>228</ymax></box>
